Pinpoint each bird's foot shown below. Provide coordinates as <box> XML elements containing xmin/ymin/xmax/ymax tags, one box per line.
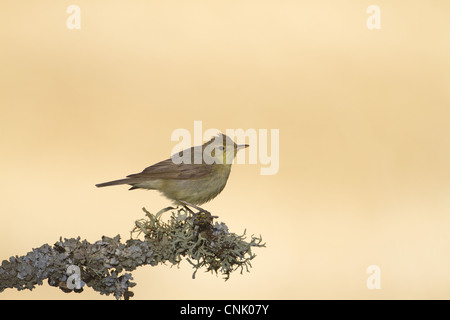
<box><xmin>179</xmin><ymin>200</ymin><xmax>208</xmax><ymax>214</ymax></box>
<box><xmin>178</xmin><ymin>201</ymin><xmax>218</xmax><ymax>219</ymax></box>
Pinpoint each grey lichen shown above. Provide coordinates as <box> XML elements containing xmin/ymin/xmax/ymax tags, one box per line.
<box><xmin>0</xmin><ymin>206</ymin><xmax>265</xmax><ymax>299</ymax></box>
<box><xmin>0</xmin><ymin>235</ymin><xmax>147</xmax><ymax>299</ymax></box>
<box><xmin>132</xmin><ymin>206</ymin><xmax>265</xmax><ymax>280</ymax></box>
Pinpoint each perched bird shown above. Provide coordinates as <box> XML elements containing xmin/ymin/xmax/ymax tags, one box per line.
<box><xmin>96</xmin><ymin>133</ymin><xmax>249</xmax><ymax>205</ymax></box>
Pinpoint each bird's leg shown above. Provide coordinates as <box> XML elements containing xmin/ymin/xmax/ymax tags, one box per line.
<box><xmin>182</xmin><ymin>205</ymin><xmax>195</xmax><ymax>215</ymax></box>
<box><xmin>179</xmin><ymin>200</ymin><xmax>212</xmax><ymax>216</ymax></box>
<box><xmin>175</xmin><ymin>203</ymin><xmax>196</xmax><ymax>216</ymax></box>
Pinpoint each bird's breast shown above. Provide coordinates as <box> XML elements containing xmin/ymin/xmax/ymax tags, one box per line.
<box><xmin>161</xmin><ymin>164</ymin><xmax>232</xmax><ymax>205</ymax></box>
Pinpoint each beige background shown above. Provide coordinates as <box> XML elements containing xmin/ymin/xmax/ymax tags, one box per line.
<box><xmin>1</xmin><ymin>0</ymin><xmax>450</xmax><ymax>299</ymax></box>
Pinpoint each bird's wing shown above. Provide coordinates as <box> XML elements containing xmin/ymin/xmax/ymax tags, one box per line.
<box><xmin>127</xmin><ymin>146</ymin><xmax>214</xmax><ymax>180</ymax></box>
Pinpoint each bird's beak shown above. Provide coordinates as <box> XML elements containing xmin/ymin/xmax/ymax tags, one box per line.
<box><xmin>236</xmin><ymin>144</ymin><xmax>249</xmax><ymax>151</ymax></box>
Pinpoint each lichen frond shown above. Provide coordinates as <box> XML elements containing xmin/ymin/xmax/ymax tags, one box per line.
<box><xmin>132</xmin><ymin>206</ymin><xmax>265</xmax><ymax>280</ymax></box>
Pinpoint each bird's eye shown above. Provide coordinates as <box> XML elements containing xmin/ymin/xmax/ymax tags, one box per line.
<box><xmin>218</xmin><ymin>146</ymin><xmax>224</xmax><ymax>151</ymax></box>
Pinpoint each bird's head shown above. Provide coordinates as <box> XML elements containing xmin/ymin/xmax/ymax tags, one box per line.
<box><xmin>204</xmin><ymin>133</ymin><xmax>249</xmax><ymax>165</ymax></box>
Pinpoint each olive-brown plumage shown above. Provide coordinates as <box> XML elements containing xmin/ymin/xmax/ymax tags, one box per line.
<box><xmin>96</xmin><ymin>134</ymin><xmax>248</xmax><ymax>205</ymax></box>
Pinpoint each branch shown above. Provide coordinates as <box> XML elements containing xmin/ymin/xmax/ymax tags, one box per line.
<box><xmin>0</xmin><ymin>207</ymin><xmax>265</xmax><ymax>299</ymax></box>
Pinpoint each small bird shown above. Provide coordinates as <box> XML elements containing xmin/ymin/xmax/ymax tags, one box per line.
<box><xmin>96</xmin><ymin>133</ymin><xmax>249</xmax><ymax>206</ymax></box>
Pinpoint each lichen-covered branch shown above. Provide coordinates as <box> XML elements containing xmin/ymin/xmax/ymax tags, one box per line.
<box><xmin>0</xmin><ymin>206</ymin><xmax>265</xmax><ymax>299</ymax></box>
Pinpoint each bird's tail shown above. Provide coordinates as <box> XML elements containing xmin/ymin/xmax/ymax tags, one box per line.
<box><xmin>95</xmin><ymin>178</ymin><xmax>132</xmax><ymax>188</ymax></box>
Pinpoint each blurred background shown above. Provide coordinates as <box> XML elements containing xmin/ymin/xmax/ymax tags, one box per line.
<box><xmin>1</xmin><ymin>0</ymin><xmax>450</xmax><ymax>299</ymax></box>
